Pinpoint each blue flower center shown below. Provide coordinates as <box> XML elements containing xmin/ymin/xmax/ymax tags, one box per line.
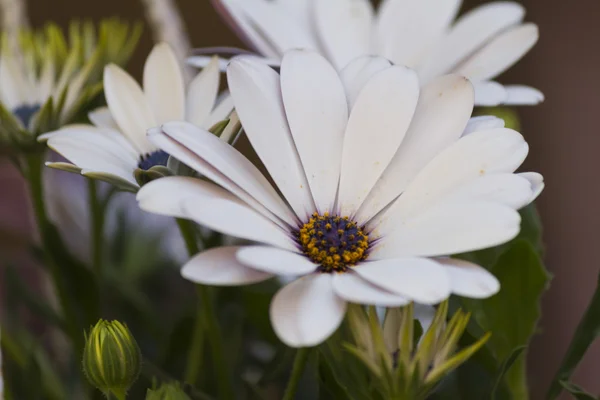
<box><xmin>296</xmin><ymin>213</ymin><xmax>370</xmax><ymax>272</ymax></box>
<box><xmin>13</xmin><ymin>104</ymin><xmax>41</xmax><ymax>127</ymax></box>
<box><xmin>138</xmin><ymin>150</ymin><xmax>169</xmax><ymax>170</ymax></box>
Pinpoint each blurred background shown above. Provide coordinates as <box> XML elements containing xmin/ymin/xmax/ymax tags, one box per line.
<box><xmin>0</xmin><ymin>0</ymin><xmax>598</xmax><ymax>399</ymax></box>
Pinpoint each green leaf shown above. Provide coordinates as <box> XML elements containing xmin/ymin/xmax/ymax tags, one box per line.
<box><xmin>4</xmin><ymin>265</ymin><xmax>68</xmax><ymax>333</ymax></box>
<box><xmin>317</xmin><ymin>352</ymin><xmax>355</xmax><ymax>400</ymax></box>
<box><xmin>491</xmin><ymin>346</ymin><xmax>526</xmax><ymax>400</ymax></box>
<box><xmin>547</xmin><ymin>272</ymin><xmax>600</xmax><ymax>399</ymax></box>
<box><xmin>559</xmin><ymin>381</ymin><xmax>598</xmax><ymax>400</ymax></box>
<box><xmin>460</xmin><ymin>240</ymin><xmax>550</xmax><ymax>399</ymax></box>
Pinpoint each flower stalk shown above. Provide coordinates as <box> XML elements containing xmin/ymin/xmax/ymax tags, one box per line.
<box><xmin>88</xmin><ymin>180</ymin><xmax>105</xmax><ymax>277</ymax></box>
<box><xmin>25</xmin><ymin>152</ymin><xmax>81</xmax><ymax>350</ymax></box>
<box><xmin>282</xmin><ymin>347</ymin><xmax>310</xmax><ymax>400</ymax></box>
<box><xmin>176</xmin><ymin>219</ymin><xmax>233</xmax><ymax>399</ymax></box>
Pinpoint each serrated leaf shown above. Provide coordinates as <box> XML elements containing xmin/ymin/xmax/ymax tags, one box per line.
<box><xmin>559</xmin><ymin>381</ymin><xmax>598</xmax><ymax>400</ymax></box>
<box><xmin>547</xmin><ymin>271</ymin><xmax>600</xmax><ymax>399</ymax></box>
<box><xmin>461</xmin><ymin>240</ymin><xmax>550</xmax><ymax>399</ymax></box>
<box><xmin>317</xmin><ymin>353</ymin><xmax>355</xmax><ymax>400</ymax></box>
<box><xmin>491</xmin><ymin>346</ymin><xmax>526</xmax><ymax>400</ymax></box>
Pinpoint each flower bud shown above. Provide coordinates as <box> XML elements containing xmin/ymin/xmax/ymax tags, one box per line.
<box><xmin>82</xmin><ymin>319</ymin><xmax>142</xmax><ymax>397</ymax></box>
<box><xmin>146</xmin><ymin>382</ymin><xmax>191</xmax><ymax>400</ymax></box>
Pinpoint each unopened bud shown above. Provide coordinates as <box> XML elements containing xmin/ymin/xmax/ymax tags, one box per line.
<box><xmin>146</xmin><ymin>382</ymin><xmax>191</xmax><ymax>400</ymax></box>
<box><xmin>82</xmin><ymin>319</ymin><xmax>142</xmax><ymax>398</ymax></box>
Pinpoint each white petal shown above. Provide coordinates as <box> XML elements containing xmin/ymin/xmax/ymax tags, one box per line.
<box><xmin>154</xmin><ymin>122</ymin><xmax>297</xmax><ymax>227</ymax></box>
<box><xmin>418</xmin><ymin>2</ymin><xmax>526</xmax><ymax>81</ymax></box>
<box><xmin>379</xmin><ymin>128</ymin><xmax>528</xmax><ymax>223</ymax></box>
<box><xmin>376</xmin><ymin>0</ymin><xmax>461</xmax><ymax>68</ymax></box>
<box><xmin>281</xmin><ymin>50</ymin><xmax>348</xmax><ymax>213</ymax></box>
<box><xmin>236</xmin><ymin>246</ymin><xmax>317</xmax><ymax>275</ymax></box>
<box><xmin>356</xmin><ymin>74</ymin><xmax>474</xmax><ymax>223</ymax></box>
<box><xmin>518</xmin><ymin>172</ymin><xmax>544</xmax><ymax>202</ymax></box>
<box><xmin>137</xmin><ymin>176</ymin><xmax>236</xmax><ymax>219</ymax></box>
<box><xmin>270</xmin><ymin>274</ymin><xmax>346</xmax><ymax>347</ymax></box>
<box><xmin>46</xmin><ymin>131</ymin><xmax>138</xmax><ymax>186</ymax></box>
<box><xmin>227</xmin><ymin>56</ymin><xmax>315</xmax><ymax>220</ymax></box>
<box><xmin>473</xmin><ymin>80</ymin><xmax>508</xmax><ymax>107</ymax></box>
<box><xmin>104</xmin><ymin>64</ymin><xmax>156</xmax><ymax>154</ymax></box>
<box><xmin>332</xmin><ymin>272</ymin><xmax>410</xmax><ymax>306</ymax></box>
<box><xmin>211</xmin><ymin>0</ymin><xmax>282</xmax><ymax>58</ymax></box>
<box><xmin>447</xmin><ymin>173</ymin><xmax>534</xmax><ymax>210</ymax></box>
<box><xmin>338</xmin><ymin>65</ymin><xmax>419</xmax><ymax>216</ymax></box>
<box><xmin>339</xmin><ymin>56</ymin><xmax>393</xmax><ymax>110</ymax></box>
<box><xmin>437</xmin><ymin>257</ymin><xmax>500</xmax><ymax>298</ymax></box>
<box><xmin>314</xmin><ymin>0</ymin><xmax>374</xmax><ymax>70</ymax></box>
<box><xmin>143</xmin><ymin>43</ymin><xmax>185</xmax><ymax>125</ymax></box>
<box><xmin>188</xmin><ymin>55</ymin><xmax>231</xmax><ymax>71</ymax></box>
<box><xmin>504</xmin><ymin>85</ymin><xmax>545</xmax><ymax>105</ymax></box>
<box><xmin>0</xmin><ymin>54</ymin><xmax>29</xmax><ymax>109</ymax></box>
<box><xmin>88</xmin><ymin>107</ymin><xmax>119</xmax><ymax>130</ymax></box>
<box><xmin>225</xmin><ymin>0</ymin><xmax>317</xmax><ymax>55</ymax></box>
<box><xmin>371</xmin><ymin>201</ymin><xmax>521</xmax><ymax>259</ymax></box>
<box><xmin>354</xmin><ymin>258</ymin><xmax>451</xmax><ymax>304</ymax></box>
<box><xmin>456</xmin><ymin>24</ymin><xmax>539</xmax><ymax>82</ymax></box>
<box><xmin>462</xmin><ymin>115</ymin><xmax>505</xmax><ymax>136</ymax></box>
<box><xmin>181</xmin><ymin>197</ymin><xmax>298</xmax><ymax>252</ymax></box>
<box><xmin>44</xmin><ymin>125</ymin><xmax>138</xmax><ymax>164</ymax></box>
<box><xmin>182</xmin><ymin>246</ymin><xmax>274</xmax><ymax>285</ymax></box>
<box><xmin>186</xmin><ymin>56</ymin><xmax>221</xmax><ymax>127</ymax></box>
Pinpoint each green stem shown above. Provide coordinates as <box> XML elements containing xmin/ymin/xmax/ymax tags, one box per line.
<box><xmin>184</xmin><ymin>295</ymin><xmax>206</xmax><ymax>385</ymax></box>
<box><xmin>25</xmin><ymin>153</ymin><xmax>80</xmax><ymax>348</ymax></box>
<box><xmin>88</xmin><ymin>180</ymin><xmax>104</xmax><ymax>277</ymax></box>
<box><xmin>282</xmin><ymin>348</ymin><xmax>310</xmax><ymax>400</ymax></box>
<box><xmin>176</xmin><ymin>219</ymin><xmax>233</xmax><ymax>400</ymax></box>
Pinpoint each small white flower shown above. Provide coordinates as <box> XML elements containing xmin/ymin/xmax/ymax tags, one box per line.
<box><xmin>0</xmin><ymin>21</ymin><xmax>140</xmax><ymax>136</ymax></box>
<box><xmin>39</xmin><ymin>43</ymin><xmax>234</xmax><ymax>191</ymax></box>
<box><xmin>138</xmin><ymin>50</ymin><xmax>543</xmax><ymax>347</ymax></box>
<box><xmin>199</xmin><ymin>0</ymin><xmax>543</xmax><ymax>106</ymax></box>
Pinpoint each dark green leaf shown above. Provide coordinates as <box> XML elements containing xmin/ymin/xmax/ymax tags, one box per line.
<box><xmin>461</xmin><ymin>240</ymin><xmax>550</xmax><ymax>398</ymax></box>
<box><xmin>559</xmin><ymin>381</ymin><xmax>598</xmax><ymax>400</ymax></box>
<box><xmin>547</xmin><ymin>272</ymin><xmax>600</xmax><ymax>399</ymax></box>
<box><xmin>4</xmin><ymin>265</ymin><xmax>68</xmax><ymax>333</ymax></box>
<box><xmin>491</xmin><ymin>346</ymin><xmax>526</xmax><ymax>400</ymax></box>
<box><xmin>317</xmin><ymin>353</ymin><xmax>355</xmax><ymax>400</ymax></box>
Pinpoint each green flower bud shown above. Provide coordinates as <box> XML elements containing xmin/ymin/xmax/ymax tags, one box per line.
<box><xmin>146</xmin><ymin>382</ymin><xmax>191</xmax><ymax>400</ymax></box>
<box><xmin>83</xmin><ymin>320</ymin><xmax>142</xmax><ymax>398</ymax></box>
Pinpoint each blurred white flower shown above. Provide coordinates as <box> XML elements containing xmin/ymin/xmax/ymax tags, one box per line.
<box><xmin>39</xmin><ymin>42</ymin><xmax>234</xmax><ymax>191</ymax></box>
<box><xmin>137</xmin><ymin>50</ymin><xmax>543</xmax><ymax>347</ymax></box>
<box><xmin>0</xmin><ymin>20</ymin><xmax>141</xmax><ymax>145</ymax></box>
<box><xmin>198</xmin><ymin>0</ymin><xmax>543</xmax><ymax>106</ymax></box>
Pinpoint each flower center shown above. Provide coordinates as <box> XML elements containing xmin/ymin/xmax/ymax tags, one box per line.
<box><xmin>13</xmin><ymin>103</ymin><xmax>41</xmax><ymax>127</ymax></box>
<box><xmin>296</xmin><ymin>212</ymin><xmax>370</xmax><ymax>272</ymax></box>
<box><xmin>138</xmin><ymin>150</ymin><xmax>169</xmax><ymax>170</ymax></box>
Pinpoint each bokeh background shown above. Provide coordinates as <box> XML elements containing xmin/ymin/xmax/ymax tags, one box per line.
<box><xmin>1</xmin><ymin>0</ymin><xmax>598</xmax><ymax>398</ymax></box>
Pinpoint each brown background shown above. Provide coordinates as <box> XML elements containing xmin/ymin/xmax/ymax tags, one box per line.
<box><xmin>2</xmin><ymin>0</ymin><xmax>599</xmax><ymax>398</ymax></box>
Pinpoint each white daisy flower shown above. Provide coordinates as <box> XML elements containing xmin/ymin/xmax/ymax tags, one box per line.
<box><xmin>198</xmin><ymin>0</ymin><xmax>543</xmax><ymax>106</ymax></box>
<box><xmin>0</xmin><ymin>21</ymin><xmax>141</xmax><ymax>144</ymax></box>
<box><xmin>39</xmin><ymin>42</ymin><xmax>234</xmax><ymax>191</ymax></box>
<box><xmin>137</xmin><ymin>50</ymin><xmax>543</xmax><ymax>347</ymax></box>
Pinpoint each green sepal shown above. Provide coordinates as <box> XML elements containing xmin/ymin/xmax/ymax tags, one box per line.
<box><xmin>83</xmin><ymin>170</ymin><xmax>138</xmax><ymax>192</ymax></box>
<box><xmin>45</xmin><ymin>161</ymin><xmax>82</xmax><ymax>174</ymax></box>
<box><xmin>134</xmin><ymin>166</ymin><xmax>172</xmax><ymax>187</ymax></box>
<box><xmin>209</xmin><ymin>118</ymin><xmax>230</xmax><ymax>137</ymax></box>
